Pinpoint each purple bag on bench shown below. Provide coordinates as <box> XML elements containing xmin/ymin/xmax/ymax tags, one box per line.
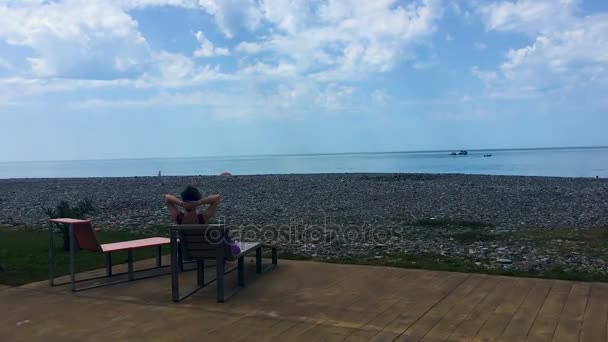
<box><xmin>231</xmin><ymin>241</ymin><xmax>241</xmax><ymax>255</ymax></box>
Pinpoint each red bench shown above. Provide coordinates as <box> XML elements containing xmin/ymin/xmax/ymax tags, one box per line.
<box><xmin>48</xmin><ymin>218</ymin><xmax>171</xmax><ymax>292</ymax></box>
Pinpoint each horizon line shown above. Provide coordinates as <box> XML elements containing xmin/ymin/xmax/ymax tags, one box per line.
<box><xmin>1</xmin><ymin>145</ymin><xmax>607</xmax><ymax>164</ymax></box>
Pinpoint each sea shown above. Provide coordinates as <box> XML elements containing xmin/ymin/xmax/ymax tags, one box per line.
<box><xmin>1</xmin><ymin>147</ymin><xmax>607</xmax><ymax>179</ymax></box>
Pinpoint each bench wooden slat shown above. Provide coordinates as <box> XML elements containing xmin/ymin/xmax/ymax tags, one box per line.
<box><xmin>101</xmin><ymin>237</ymin><xmax>170</xmax><ymax>253</ymax></box>
<box><xmin>187</xmin><ymin>251</ymin><xmax>218</xmax><ymax>258</ymax></box>
<box><xmin>186</xmin><ymin>244</ymin><xmax>217</xmax><ymax>251</ymax></box>
<box><xmin>237</xmin><ymin>242</ymin><xmax>262</xmax><ymax>253</ymax></box>
<box><xmin>178</xmin><ymin>236</ymin><xmax>210</xmax><ymax>243</ymax></box>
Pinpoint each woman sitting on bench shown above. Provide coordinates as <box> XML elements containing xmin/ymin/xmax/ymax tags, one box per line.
<box><xmin>165</xmin><ymin>186</ymin><xmax>240</xmax><ymax>255</ymax></box>
<box><xmin>164</xmin><ymin>185</ymin><xmax>221</xmax><ymax>225</ymax></box>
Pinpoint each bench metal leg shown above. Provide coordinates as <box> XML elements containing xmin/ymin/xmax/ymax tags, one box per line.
<box><xmin>216</xmin><ymin>256</ymin><xmax>225</xmax><ymax>303</ymax></box>
<box><xmin>197</xmin><ymin>258</ymin><xmax>204</xmax><ymax>286</ymax></box>
<box><xmin>69</xmin><ymin>224</ymin><xmax>76</xmax><ymax>292</ymax></box>
<box><xmin>106</xmin><ymin>253</ymin><xmax>112</xmax><ymax>277</ymax></box>
<box><xmin>171</xmin><ymin>231</ymin><xmax>179</xmax><ymax>302</ymax></box>
<box><xmin>256</xmin><ymin>247</ymin><xmax>262</xmax><ymax>274</ymax></box>
<box><xmin>0</xmin><ymin>227</ymin><xmax>3</xmax><ymax>272</ymax></box>
<box><xmin>272</xmin><ymin>247</ymin><xmax>278</xmax><ymax>265</ymax></box>
<box><xmin>177</xmin><ymin>243</ymin><xmax>184</xmax><ymax>272</ymax></box>
<box><xmin>127</xmin><ymin>250</ymin><xmax>134</xmax><ymax>281</ymax></box>
<box><xmin>156</xmin><ymin>246</ymin><xmax>162</xmax><ymax>267</ymax></box>
<box><xmin>48</xmin><ymin>222</ymin><xmax>55</xmax><ymax>286</ymax></box>
<box><xmin>238</xmin><ymin>257</ymin><xmax>245</xmax><ymax>286</ymax></box>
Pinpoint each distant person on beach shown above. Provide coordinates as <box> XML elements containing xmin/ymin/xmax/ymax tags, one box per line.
<box><xmin>164</xmin><ymin>186</ymin><xmax>222</xmax><ymax>224</ymax></box>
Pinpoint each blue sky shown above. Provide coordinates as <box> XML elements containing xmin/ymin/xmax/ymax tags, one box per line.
<box><xmin>0</xmin><ymin>0</ymin><xmax>607</xmax><ymax>161</ymax></box>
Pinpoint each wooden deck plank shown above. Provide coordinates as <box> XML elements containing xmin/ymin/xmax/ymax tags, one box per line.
<box><xmin>343</xmin><ymin>271</ymin><xmax>449</xmax><ymax>341</ymax></box>
<box><xmin>579</xmin><ymin>284</ymin><xmax>608</xmax><ymax>342</ymax></box>
<box><xmin>552</xmin><ymin>283</ymin><xmax>591</xmax><ymax>342</ymax></box>
<box><xmin>422</xmin><ymin>275</ymin><xmax>502</xmax><ymax>341</ymax></box>
<box><xmin>275</xmin><ymin>321</ymin><xmax>327</xmax><ymax>339</ymax></box>
<box><xmin>446</xmin><ymin>276</ymin><xmax>515</xmax><ymax>341</ymax></box>
<box><xmin>298</xmin><ymin>324</ymin><xmax>355</xmax><ymax>341</ymax></box>
<box><xmin>498</xmin><ymin>280</ymin><xmax>552</xmax><ymax>341</ymax></box>
<box><xmin>525</xmin><ymin>281</ymin><xmax>572</xmax><ymax>342</ymax></box>
<box><xmin>369</xmin><ymin>273</ymin><xmax>470</xmax><ymax>342</ymax></box>
<box><xmin>394</xmin><ymin>274</ymin><xmax>486</xmax><ymax>341</ymax></box>
<box><xmin>7</xmin><ymin>259</ymin><xmax>608</xmax><ymax>341</ymax></box>
<box><xmin>246</xmin><ymin>319</ymin><xmax>301</xmax><ymax>341</ymax></box>
<box><xmin>474</xmin><ymin>277</ymin><xmax>535</xmax><ymax>341</ymax></box>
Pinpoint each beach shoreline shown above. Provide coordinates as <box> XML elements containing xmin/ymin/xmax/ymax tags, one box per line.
<box><xmin>1</xmin><ymin>173</ymin><xmax>607</xmax><ymax>274</ymax></box>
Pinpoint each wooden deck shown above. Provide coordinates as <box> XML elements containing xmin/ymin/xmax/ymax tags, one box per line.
<box><xmin>1</xmin><ymin>258</ymin><xmax>607</xmax><ymax>341</ymax></box>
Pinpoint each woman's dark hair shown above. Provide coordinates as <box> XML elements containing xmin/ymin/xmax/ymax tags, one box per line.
<box><xmin>181</xmin><ymin>185</ymin><xmax>202</xmax><ymax>202</ymax></box>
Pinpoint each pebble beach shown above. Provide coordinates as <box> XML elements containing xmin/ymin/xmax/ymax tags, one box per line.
<box><xmin>1</xmin><ymin>173</ymin><xmax>607</xmax><ymax>274</ymax></box>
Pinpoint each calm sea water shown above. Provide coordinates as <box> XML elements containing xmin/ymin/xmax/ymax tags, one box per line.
<box><xmin>1</xmin><ymin>147</ymin><xmax>607</xmax><ymax>179</ymax></box>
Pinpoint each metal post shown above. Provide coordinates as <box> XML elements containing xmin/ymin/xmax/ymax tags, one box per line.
<box><xmin>105</xmin><ymin>253</ymin><xmax>112</xmax><ymax>277</ymax></box>
<box><xmin>170</xmin><ymin>230</ymin><xmax>179</xmax><ymax>302</ymax></box>
<box><xmin>272</xmin><ymin>247</ymin><xmax>278</xmax><ymax>265</ymax></box>
<box><xmin>238</xmin><ymin>257</ymin><xmax>244</xmax><ymax>286</ymax></box>
<box><xmin>0</xmin><ymin>226</ymin><xmax>4</xmax><ymax>272</ymax></box>
<box><xmin>156</xmin><ymin>246</ymin><xmax>162</xmax><ymax>268</ymax></box>
<box><xmin>127</xmin><ymin>250</ymin><xmax>134</xmax><ymax>281</ymax></box>
<box><xmin>256</xmin><ymin>247</ymin><xmax>262</xmax><ymax>274</ymax></box>
<box><xmin>69</xmin><ymin>224</ymin><xmax>76</xmax><ymax>292</ymax></box>
<box><xmin>48</xmin><ymin>222</ymin><xmax>55</xmax><ymax>286</ymax></box>
<box><xmin>216</xmin><ymin>246</ymin><xmax>225</xmax><ymax>303</ymax></box>
<box><xmin>197</xmin><ymin>258</ymin><xmax>204</xmax><ymax>286</ymax></box>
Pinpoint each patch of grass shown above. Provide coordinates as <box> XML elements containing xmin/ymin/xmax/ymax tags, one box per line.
<box><xmin>452</xmin><ymin>230</ymin><xmax>501</xmax><ymax>243</ymax></box>
<box><xmin>326</xmin><ymin>253</ymin><xmax>486</xmax><ymax>273</ymax></box>
<box><xmin>276</xmin><ymin>251</ymin><xmax>313</xmax><ymax>261</ymax></box>
<box><xmin>0</xmin><ymin>227</ymin><xmax>169</xmax><ymax>286</ymax></box>
<box><xmin>415</xmin><ymin>217</ymin><xmax>502</xmax><ymax>243</ymax></box>
<box><xmin>511</xmin><ymin>227</ymin><xmax>608</xmax><ymax>256</ymax></box>
<box><xmin>416</xmin><ymin>218</ymin><xmax>495</xmax><ymax>229</ymax></box>
<box><xmin>512</xmin><ymin>227</ymin><xmax>608</xmax><ymax>242</ymax></box>
<box><xmin>314</xmin><ymin>253</ymin><xmax>608</xmax><ymax>283</ymax></box>
<box><xmin>3</xmin><ymin>225</ymin><xmax>608</xmax><ymax>286</ymax></box>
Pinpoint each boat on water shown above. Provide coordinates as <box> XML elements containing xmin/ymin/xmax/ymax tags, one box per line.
<box><xmin>450</xmin><ymin>150</ymin><xmax>469</xmax><ymax>156</ymax></box>
<box><xmin>483</xmin><ymin>154</ymin><xmax>493</xmax><ymax>157</ymax></box>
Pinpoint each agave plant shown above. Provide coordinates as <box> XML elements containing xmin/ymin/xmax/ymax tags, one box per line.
<box><xmin>43</xmin><ymin>198</ymin><xmax>96</xmax><ymax>251</ymax></box>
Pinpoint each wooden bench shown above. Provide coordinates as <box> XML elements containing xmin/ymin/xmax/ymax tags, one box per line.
<box><xmin>170</xmin><ymin>224</ymin><xmax>277</xmax><ymax>303</ymax></box>
<box><xmin>48</xmin><ymin>218</ymin><xmax>172</xmax><ymax>292</ymax></box>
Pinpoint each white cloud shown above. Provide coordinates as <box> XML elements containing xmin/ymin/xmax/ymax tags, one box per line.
<box><xmin>473</xmin><ymin>0</ymin><xmax>608</xmax><ymax>99</ymax></box>
<box><xmin>0</xmin><ymin>0</ymin><xmax>445</xmax><ymax>118</ymax></box>
<box><xmin>240</xmin><ymin>0</ymin><xmax>444</xmax><ymax>80</ymax></box>
<box><xmin>193</xmin><ymin>31</ymin><xmax>230</xmax><ymax>57</ymax></box>
<box><xmin>476</xmin><ymin>0</ymin><xmax>580</xmax><ymax>34</ymax></box>
<box><xmin>0</xmin><ymin>0</ymin><xmax>150</xmax><ymax>78</ymax></box>
<box><xmin>238</xmin><ymin>62</ymin><xmax>298</xmax><ymax>79</ymax></box>
<box><xmin>235</xmin><ymin>41</ymin><xmax>263</xmax><ymax>54</ymax></box>
<box><xmin>117</xmin><ymin>0</ymin><xmax>199</xmax><ymax>9</ymax></box>
<box><xmin>68</xmin><ymin>90</ymin><xmax>229</xmax><ymax>110</ymax></box>
<box><xmin>471</xmin><ymin>66</ymin><xmax>497</xmax><ymax>84</ymax></box>
<box><xmin>66</xmin><ymin>81</ymin><xmax>363</xmax><ymax>121</ymax></box>
<box><xmin>0</xmin><ymin>57</ymin><xmax>13</xmax><ymax>71</ymax></box>
<box><xmin>371</xmin><ymin>89</ymin><xmax>389</xmax><ymax>104</ymax></box>
<box><xmin>0</xmin><ymin>51</ymin><xmax>233</xmax><ymax>105</ymax></box>
<box><xmin>197</xmin><ymin>0</ymin><xmax>263</xmax><ymax>38</ymax></box>
<box><xmin>473</xmin><ymin>42</ymin><xmax>486</xmax><ymax>50</ymax></box>
<box><xmin>0</xmin><ymin>0</ymin><xmax>444</xmax><ymax>83</ymax></box>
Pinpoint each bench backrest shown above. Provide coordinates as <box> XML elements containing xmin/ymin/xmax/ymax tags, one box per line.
<box><xmin>172</xmin><ymin>224</ymin><xmax>232</xmax><ymax>260</ymax></box>
<box><xmin>72</xmin><ymin>221</ymin><xmax>102</xmax><ymax>252</ymax></box>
